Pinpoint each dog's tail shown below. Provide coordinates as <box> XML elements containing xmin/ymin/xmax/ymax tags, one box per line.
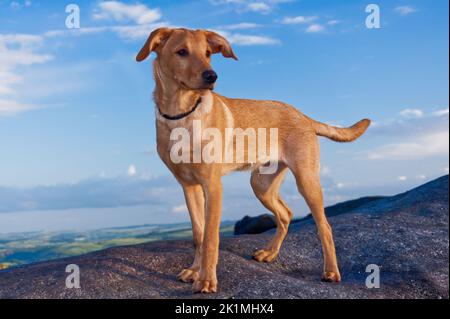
<box><xmin>309</xmin><ymin>117</ymin><xmax>371</xmax><ymax>143</ymax></box>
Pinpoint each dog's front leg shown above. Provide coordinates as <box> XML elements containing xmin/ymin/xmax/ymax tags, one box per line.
<box><xmin>178</xmin><ymin>184</ymin><xmax>205</xmax><ymax>283</ymax></box>
<box><xmin>193</xmin><ymin>179</ymin><xmax>222</xmax><ymax>293</ymax></box>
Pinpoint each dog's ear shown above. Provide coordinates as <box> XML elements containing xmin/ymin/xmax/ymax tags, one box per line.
<box><xmin>204</xmin><ymin>31</ymin><xmax>238</xmax><ymax>61</ymax></box>
<box><xmin>136</xmin><ymin>28</ymin><xmax>173</xmax><ymax>62</ymax></box>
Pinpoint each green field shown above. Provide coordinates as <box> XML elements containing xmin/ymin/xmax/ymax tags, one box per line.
<box><xmin>0</xmin><ymin>222</ymin><xmax>235</xmax><ymax>270</ymax></box>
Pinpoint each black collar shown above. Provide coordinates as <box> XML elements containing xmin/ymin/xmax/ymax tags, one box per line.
<box><xmin>158</xmin><ymin>97</ymin><xmax>203</xmax><ymax>121</ymax></box>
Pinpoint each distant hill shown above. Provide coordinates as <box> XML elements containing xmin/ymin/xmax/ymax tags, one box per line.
<box><xmin>0</xmin><ymin>176</ymin><xmax>448</xmax><ymax>299</ymax></box>
<box><xmin>235</xmin><ymin>196</ymin><xmax>387</xmax><ymax>235</ymax></box>
<box><xmin>0</xmin><ymin>222</ymin><xmax>235</xmax><ymax>269</ymax></box>
<box><xmin>310</xmin><ymin>196</ymin><xmax>386</xmax><ymax>219</ymax></box>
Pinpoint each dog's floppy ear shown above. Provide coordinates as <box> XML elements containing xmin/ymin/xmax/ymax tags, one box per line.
<box><xmin>136</xmin><ymin>28</ymin><xmax>173</xmax><ymax>62</ymax></box>
<box><xmin>204</xmin><ymin>31</ymin><xmax>238</xmax><ymax>61</ymax></box>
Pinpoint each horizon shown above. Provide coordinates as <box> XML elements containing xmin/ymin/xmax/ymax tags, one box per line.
<box><xmin>0</xmin><ymin>0</ymin><xmax>449</xmax><ymax>233</ymax></box>
<box><xmin>0</xmin><ymin>174</ymin><xmax>446</xmax><ymax>234</ymax></box>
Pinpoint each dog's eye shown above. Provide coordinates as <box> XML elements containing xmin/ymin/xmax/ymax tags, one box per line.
<box><xmin>176</xmin><ymin>49</ymin><xmax>188</xmax><ymax>57</ymax></box>
<box><xmin>206</xmin><ymin>50</ymin><xmax>212</xmax><ymax>58</ymax></box>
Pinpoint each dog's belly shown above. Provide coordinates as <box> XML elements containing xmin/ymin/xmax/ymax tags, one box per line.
<box><xmin>221</xmin><ymin>162</ymin><xmax>253</xmax><ymax>176</ymax></box>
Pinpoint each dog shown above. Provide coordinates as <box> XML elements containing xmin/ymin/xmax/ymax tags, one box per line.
<box><xmin>136</xmin><ymin>28</ymin><xmax>371</xmax><ymax>293</ymax></box>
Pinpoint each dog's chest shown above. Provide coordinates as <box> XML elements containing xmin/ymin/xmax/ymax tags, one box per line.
<box><xmin>154</xmin><ymin>93</ymin><xmax>240</xmax><ymax>180</ymax></box>
<box><xmin>156</xmin><ymin>119</ymin><xmax>205</xmax><ymax>183</ymax></box>
<box><xmin>155</xmin><ymin>99</ymin><xmax>214</xmax><ymax>177</ymax></box>
<box><xmin>156</xmin><ymin>118</ymin><xmax>198</xmax><ymax>156</ymax></box>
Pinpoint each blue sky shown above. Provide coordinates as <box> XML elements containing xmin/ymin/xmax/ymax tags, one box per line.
<box><xmin>0</xmin><ymin>0</ymin><xmax>448</xmax><ymax>231</ymax></box>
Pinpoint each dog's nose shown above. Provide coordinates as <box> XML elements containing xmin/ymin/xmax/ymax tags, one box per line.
<box><xmin>202</xmin><ymin>70</ymin><xmax>218</xmax><ymax>84</ymax></box>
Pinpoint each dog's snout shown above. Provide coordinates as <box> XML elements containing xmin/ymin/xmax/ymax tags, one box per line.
<box><xmin>202</xmin><ymin>70</ymin><xmax>218</xmax><ymax>84</ymax></box>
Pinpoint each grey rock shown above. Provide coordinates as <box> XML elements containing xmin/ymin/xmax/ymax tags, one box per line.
<box><xmin>234</xmin><ymin>214</ymin><xmax>277</xmax><ymax>235</ymax></box>
<box><xmin>0</xmin><ymin>176</ymin><xmax>448</xmax><ymax>299</ymax></box>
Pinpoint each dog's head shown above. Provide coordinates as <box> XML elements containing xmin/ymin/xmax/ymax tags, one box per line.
<box><xmin>136</xmin><ymin>28</ymin><xmax>237</xmax><ymax>90</ymax></box>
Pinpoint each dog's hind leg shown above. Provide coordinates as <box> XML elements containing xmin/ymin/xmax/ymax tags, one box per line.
<box><xmin>287</xmin><ymin>134</ymin><xmax>341</xmax><ymax>282</ymax></box>
<box><xmin>177</xmin><ymin>184</ymin><xmax>205</xmax><ymax>283</ymax></box>
<box><xmin>251</xmin><ymin>163</ymin><xmax>293</xmax><ymax>262</ymax></box>
<box><xmin>293</xmin><ymin>170</ymin><xmax>341</xmax><ymax>282</ymax></box>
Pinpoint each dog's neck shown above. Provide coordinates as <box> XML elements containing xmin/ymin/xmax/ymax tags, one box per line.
<box><xmin>153</xmin><ymin>59</ymin><xmax>204</xmax><ymax>117</ymax></box>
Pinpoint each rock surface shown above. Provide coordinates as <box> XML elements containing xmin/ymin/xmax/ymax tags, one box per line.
<box><xmin>0</xmin><ymin>176</ymin><xmax>448</xmax><ymax>299</ymax></box>
<box><xmin>234</xmin><ymin>214</ymin><xmax>277</xmax><ymax>235</ymax></box>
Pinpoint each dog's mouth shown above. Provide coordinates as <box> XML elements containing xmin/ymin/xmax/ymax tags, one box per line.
<box><xmin>199</xmin><ymin>83</ymin><xmax>215</xmax><ymax>91</ymax></box>
<box><xmin>180</xmin><ymin>81</ymin><xmax>190</xmax><ymax>89</ymax></box>
<box><xmin>180</xmin><ymin>81</ymin><xmax>214</xmax><ymax>91</ymax></box>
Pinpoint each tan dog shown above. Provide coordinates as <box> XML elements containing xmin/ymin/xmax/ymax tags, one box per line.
<box><xmin>136</xmin><ymin>28</ymin><xmax>371</xmax><ymax>293</ymax></box>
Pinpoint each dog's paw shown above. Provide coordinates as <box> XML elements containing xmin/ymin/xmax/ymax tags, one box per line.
<box><xmin>192</xmin><ymin>279</ymin><xmax>218</xmax><ymax>294</ymax></box>
<box><xmin>177</xmin><ymin>268</ymin><xmax>199</xmax><ymax>283</ymax></box>
<box><xmin>321</xmin><ymin>271</ymin><xmax>341</xmax><ymax>283</ymax></box>
<box><xmin>253</xmin><ymin>249</ymin><xmax>279</xmax><ymax>263</ymax></box>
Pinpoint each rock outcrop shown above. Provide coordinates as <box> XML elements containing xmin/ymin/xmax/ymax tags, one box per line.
<box><xmin>234</xmin><ymin>214</ymin><xmax>277</xmax><ymax>235</ymax></box>
<box><xmin>235</xmin><ymin>196</ymin><xmax>387</xmax><ymax>235</ymax></box>
<box><xmin>0</xmin><ymin>176</ymin><xmax>448</xmax><ymax>299</ymax></box>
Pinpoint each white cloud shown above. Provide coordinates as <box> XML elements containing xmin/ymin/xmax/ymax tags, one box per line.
<box><xmin>400</xmin><ymin>108</ymin><xmax>424</xmax><ymax>119</ymax></box>
<box><xmin>0</xmin><ymin>33</ymin><xmax>42</xmax><ymax>45</ymax></box>
<box><xmin>93</xmin><ymin>1</ymin><xmax>161</xmax><ymax>25</ymax></box>
<box><xmin>401</xmin><ymin>107</ymin><xmax>449</xmax><ymax>120</ymax></box>
<box><xmin>116</xmin><ymin>25</ymin><xmax>278</xmax><ymax>44</ymax></box>
<box><xmin>9</xmin><ymin>0</ymin><xmax>31</xmax><ymax>10</ymax></box>
<box><xmin>219</xmin><ymin>22</ymin><xmax>262</xmax><ymax>30</ymax></box>
<box><xmin>366</xmin><ymin>131</ymin><xmax>449</xmax><ymax>160</ymax></box>
<box><xmin>320</xmin><ymin>164</ymin><xmax>331</xmax><ymax>176</ymax></box>
<box><xmin>281</xmin><ymin>16</ymin><xmax>318</xmax><ymax>25</ymax></box>
<box><xmin>370</xmin><ymin>107</ymin><xmax>449</xmax><ymax>135</ymax></box>
<box><xmin>226</xmin><ymin>32</ymin><xmax>280</xmax><ymax>45</ymax></box>
<box><xmin>61</xmin><ymin>23</ymin><xmax>278</xmax><ymax>44</ymax></box>
<box><xmin>172</xmin><ymin>204</ymin><xmax>188</xmax><ymax>213</ymax></box>
<box><xmin>127</xmin><ymin>165</ymin><xmax>137</xmax><ymax>177</ymax></box>
<box><xmin>248</xmin><ymin>2</ymin><xmax>271</xmax><ymax>13</ymax></box>
<box><xmin>395</xmin><ymin>6</ymin><xmax>417</xmax><ymax>16</ymax></box>
<box><xmin>398</xmin><ymin>176</ymin><xmax>407</xmax><ymax>181</ymax></box>
<box><xmin>0</xmin><ymin>86</ymin><xmax>14</xmax><ymax>95</ymax></box>
<box><xmin>364</xmin><ymin>107</ymin><xmax>449</xmax><ymax>161</ymax></box>
<box><xmin>213</xmin><ymin>29</ymin><xmax>279</xmax><ymax>46</ymax></box>
<box><xmin>327</xmin><ymin>20</ymin><xmax>340</xmax><ymax>26</ymax></box>
<box><xmin>0</xmin><ymin>99</ymin><xmax>40</xmax><ymax>116</ymax></box>
<box><xmin>0</xmin><ymin>33</ymin><xmax>53</xmax><ymax>116</ymax></box>
<box><xmin>111</xmin><ymin>23</ymin><xmax>168</xmax><ymax>40</ymax></box>
<box><xmin>89</xmin><ymin>2</ymin><xmax>168</xmax><ymax>40</ymax></box>
<box><xmin>0</xmin><ymin>71</ymin><xmax>21</xmax><ymax>95</ymax></box>
<box><xmin>0</xmin><ymin>34</ymin><xmax>52</xmax><ymax>74</ymax></box>
<box><xmin>10</xmin><ymin>1</ymin><xmax>20</xmax><ymax>9</ymax></box>
<box><xmin>211</xmin><ymin>0</ymin><xmax>291</xmax><ymax>14</ymax></box>
<box><xmin>432</xmin><ymin>108</ymin><xmax>449</xmax><ymax>117</ymax></box>
<box><xmin>306</xmin><ymin>24</ymin><xmax>325</xmax><ymax>33</ymax></box>
<box><xmin>44</xmin><ymin>22</ymin><xmax>169</xmax><ymax>41</ymax></box>
<box><xmin>0</xmin><ymin>46</ymin><xmax>52</xmax><ymax>67</ymax></box>
<box><xmin>46</xmin><ymin>3</ymin><xmax>275</xmax><ymax>44</ymax></box>
<box><xmin>280</xmin><ymin>15</ymin><xmax>334</xmax><ymax>34</ymax></box>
